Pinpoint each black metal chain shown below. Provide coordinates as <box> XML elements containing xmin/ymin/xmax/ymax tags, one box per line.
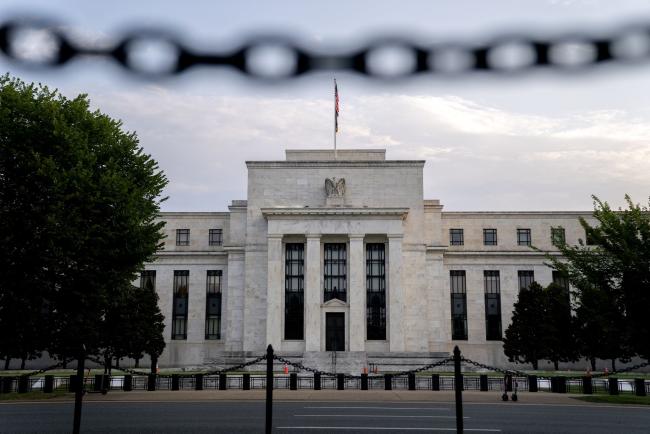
<box><xmin>2</xmin><ymin>16</ymin><xmax>650</xmax><ymax>79</ymax></box>
<box><xmin>18</xmin><ymin>360</ymin><xmax>66</xmax><ymax>377</ymax></box>
<box><xmin>461</xmin><ymin>357</ymin><xmax>534</xmax><ymax>378</ymax></box>
<box><xmin>202</xmin><ymin>355</ymin><xmax>268</xmax><ymax>376</ymax></box>
<box><xmin>589</xmin><ymin>361</ymin><xmax>650</xmax><ymax>378</ymax></box>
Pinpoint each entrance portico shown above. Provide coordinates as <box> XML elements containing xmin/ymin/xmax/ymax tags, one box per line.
<box><xmin>262</xmin><ymin>208</ymin><xmax>407</xmax><ymax>353</ymax></box>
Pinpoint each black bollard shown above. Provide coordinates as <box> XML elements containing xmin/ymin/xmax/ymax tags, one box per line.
<box><xmin>582</xmin><ymin>376</ymin><xmax>592</xmax><ymax>395</ymax></box>
<box><xmin>337</xmin><ymin>373</ymin><xmax>345</xmax><ymax>390</ymax></box>
<box><xmin>361</xmin><ymin>373</ymin><xmax>368</xmax><ymax>390</ymax></box>
<box><xmin>171</xmin><ymin>374</ymin><xmax>179</xmax><ymax>391</ymax></box>
<box><xmin>290</xmin><ymin>373</ymin><xmax>297</xmax><ymax>390</ymax></box>
<box><xmin>1</xmin><ymin>377</ymin><xmax>13</xmax><ymax>394</ymax></box>
<box><xmin>265</xmin><ymin>345</ymin><xmax>274</xmax><ymax>434</ymax></box>
<box><xmin>123</xmin><ymin>375</ymin><xmax>133</xmax><ymax>392</ymax></box>
<box><xmin>608</xmin><ymin>378</ymin><xmax>619</xmax><ymax>396</ymax></box>
<box><xmin>408</xmin><ymin>373</ymin><xmax>416</xmax><ymax>391</ymax></box>
<box><xmin>147</xmin><ymin>374</ymin><xmax>156</xmax><ymax>391</ymax></box>
<box><xmin>431</xmin><ymin>374</ymin><xmax>440</xmax><ymax>391</ymax></box>
<box><xmin>44</xmin><ymin>375</ymin><xmax>54</xmax><ymax>394</ymax></box>
<box><xmin>69</xmin><ymin>375</ymin><xmax>79</xmax><ymax>393</ymax></box>
<box><xmin>558</xmin><ymin>377</ymin><xmax>567</xmax><ymax>394</ymax></box>
<box><xmin>528</xmin><ymin>375</ymin><xmax>538</xmax><ymax>393</ymax></box>
<box><xmin>314</xmin><ymin>372</ymin><xmax>321</xmax><ymax>390</ymax></box>
<box><xmin>18</xmin><ymin>376</ymin><xmax>29</xmax><ymax>394</ymax></box>
<box><xmin>94</xmin><ymin>375</ymin><xmax>103</xmax><ymax>392</ymax></box>
<box><xmin>243</xmin><ymin>373</ymin><xmax>250</xmax><ymax>391</ymax></box>
<box><xmin>219</xmin><ymin>373</ymin><xmax>227</xmax><ymax>390</ymax></box>
<box><xmin>453</xmin><ymin>346</ymin><xmax>464</xmax><ymax>434</ymax></box>
<box><xmin>479</xmin><ymin>374</ymin><xmax>488</xmax><ymax>392</ymax></box>
<box><xmin>384</xmin><ymin>374</ymin><xmax>392</xmax><ymax>391</ymax></box>
<box><xmin>195</xmin><ymin>374</ymin><xmax>203</xmax><ymax>391</ymax></box>
<box><xmin>634</xmin><ymin>379</ymin><xmax>646</xmax><ymax>397</ymax></box>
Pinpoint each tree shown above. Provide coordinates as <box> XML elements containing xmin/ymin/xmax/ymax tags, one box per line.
<box><xmin>550</xmin><ymin>195</ymin><xmax>648</xmax><ymax>365</ymax></box>
<box><xmin>0</xmin><ymin>73</ymin><xmax>167</xmax><ymax>370</ymax></box>
<box><xmin>503</xmin><ymin>282</ymin><xmax>547</xmax><ymax>370</ymax></box>
<box><xmin>543</xmin><ymin>283</ymin><xmax>578</xmax><ymax>370</ymax></box>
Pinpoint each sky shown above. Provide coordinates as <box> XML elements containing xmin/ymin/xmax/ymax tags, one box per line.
<box><xmin>1</xmin><ymin>0</ymin><xmax>650</xmax><ymax>212</ymax></box>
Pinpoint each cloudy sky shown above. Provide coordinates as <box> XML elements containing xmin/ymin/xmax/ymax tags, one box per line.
<box><xmin>2</xmin><ymin>0</ymin><xmax>650</xmax><ymax>211</ymax></box>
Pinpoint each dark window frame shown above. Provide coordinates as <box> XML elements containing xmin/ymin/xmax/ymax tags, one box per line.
<box><xmin>449</xmin><ymin>229</ymin><xmax>464</xmax><ymax>246</ymax></box>
<box><xmin>172</xmin><ymin>270</ymin><xmax>189</xmax><ymax>340</ymax></box>
<box><xmin>209</xmin><ymin>229</ymin><xmax>223</xmax><ymax>246</ymax></box>
<box><xmin>450</xmin><ymin>270</ymin><xmax>468</xmax><ymax>340</ymax></box>
<box><xmin>205</xmin><ymin>270</ymin><xmax>222</xmax><ymax>340</ymax></box>
<box><xmin>551</xmin><ymin>227</ymin><xmax>566</xmax><ymax>246</ymax></box>
<box><xmin>483</xmin><ymin>228</ymin><xmax>498</xmax><ymax>246</ymax></box>
<box><xmin>484</xmin><ymin>271</ymin><xmax>502</xmax><ymax>341</ymax></box>
<box><xmin>517</xmin><ymin>228</ymin><xmax>531</xmax><ymax>246</ymax></box>
<box><xmin>285</xmin><ymin>243</ymin><xmax>305</xmax><ymax>340</ymax></box>
<box><xmin>366</xmin><ymin>243</ymin><xmax>386</xmax><ymax>341</ymax></box>
<box><xmin>324</xmin><ymin>243</ymin><xmax>347</xmax><ymax>302</ymax></box>
<box><xmin>176</xmin><ymin>229</ymin><xmax>190</xmax><ymax>246</ymax></box>
<box><xmin>140</xmin><ymin>270</ymin><xmax>156</xmax><ymax>291</ymax></box>
<box><xmin>518</xmin><ymin>270</ymin><xmax>535</xmax><ymax>291</ymax></box>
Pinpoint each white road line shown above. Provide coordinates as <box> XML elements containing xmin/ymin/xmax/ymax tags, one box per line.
<box><xmin>304</xmin><ymin>406</ymin><xmax>450</xmax><ymax>410</ymax></box>
<box><xmin>294</xmin><ymin>414</ymin><xmax>466</xmax><ymax>419</ymax></box>
<box><xmin>277</xmin><ymin>427</ymin><xmax>500</xmax><ymax>432</ymax></box>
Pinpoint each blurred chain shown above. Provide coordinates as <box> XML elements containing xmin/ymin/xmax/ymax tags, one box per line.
<box><xmin>461</xmin><ymin>357</ymin><xmax>530</xmax><ymax>378</ymax></box>
<box><xmin>2</xmin><ymin>17</ymin><xmax>650</xmax><ymax>79</ymax></box>
<box><xmin>19</xmin><ymin>360</ymin><xmax>65</xmax><ymax>377</ymax></box>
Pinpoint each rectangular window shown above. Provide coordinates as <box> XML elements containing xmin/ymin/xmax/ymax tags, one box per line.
<box><xmin>518</xmin><ymin>270</ymin><xmax>535</xmax><ymax>291</ymax></box>
<box><xmin>172</xmin><ymin>270</ymin><xmax>189</xmax><ymax>339</ymax></box>
<box><xmin>450</xmin><ymin>270</ymin><xmax>468</xmax><ymax>340</ymax></box>
<box><xmin>140</xmin><ymin>270</ymin><xmax>156</xmax><ymax>291</ymax></box>
<box><xmin>517</xmin><ymin>228</ymin><xmax>531</xmax><ymax>246</ymax></box>
<box><xmin>324</xmin><ymin>243</ymin><xmax>347</xmax><ymax>302</ymax></box>
<box><xmin>551</xmin><ymin>227</ymin><xmax>565</xmax><ymax>246</ymax></box>
<box><xmin>366</xmin><ymin>243</ymin><xmax>386</xmax><ymax>340</ymax></box>
<box><xmin>205</xmin><ymin>270</ymin><xmax>222</xmax><ymax>340</ymax></box>
<box><xmin>449</xmin><ymin>229</ymin><xmax>464</xmax><ymax>246</ymax></box>
<box><xmin>284</xmin><ymin>243</ymin><xmax>304</xmax><ymax>340</ymax></box>
<box><xmin>209</xmin><ymin>229</ymin><xmax>223</xmax><ymax>246</ymax></box>
<box><xmin>553</xmin><ymin>270</ymin><xmax>571</xmax><ymax>306</ymax></box>
<box><xmin>176</xmin><ymin>229</ymin><xmax>190</xmax><ymax>246</ymax></box>
<box><xmin>483</xmin><ymin>229</ymin><xmax>497</xmax><ymax>246</ymax></box>
<box><xmin>484</xmin><ymin>271</ymin><xmax>502</xmax><ymax>341</ymax></box>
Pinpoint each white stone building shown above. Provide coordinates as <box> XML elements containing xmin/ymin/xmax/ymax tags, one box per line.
<box><xmin>145</xmin><ymin>149</ymin><xmax>594</xmax><ymax>371</ymax></box>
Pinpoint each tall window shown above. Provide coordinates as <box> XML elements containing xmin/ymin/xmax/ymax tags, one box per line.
<box><xmin>209</xmin><ymin>229</ymin><xmax>223</xmax><ymax>246</ymax></box>
<box><xmin>172</xmin><ymin>270</ymin><xmax>189</xmax><ymax>339</ymax></box>
<box><xmin>484</xmin><ymin>271</ymin><xmax>502</xmax><ymax>340</ymax></box>
<box><xmin>205</xmin><ymin>270</ymin><xmax>222</xmax><ymax>340</ymax></box>
<box><xmin>551</xmin><ymin>227</ymin><xmax>565</xmax><ymax>246</ymax></box>
<box><xmin>483</xmin><ymin>229</ymin><xmax>497</xmax><ymax>246</ymax></box>
<box><xmin>517</xmin><ymin>229</ymin><xmax>531</xmax><ymax>246</ymax></box>
<box><xmin>176</xmin><ymin>229</ymin><xmax>190</xmax><ymax>246</ymax></box>
<box><xmin>518</xmin><ymin>270</ymin><xmax>535</xmax><ymax>290</ymax></box>
<box><xmin>553</xmin><ymin>270</ymin><xmax>571</xmax><ymax>306</ymax></box>
<box><xmin>324</xmin><ymin>243</ymin><xmax>347</xmax><ymax>302</ymax></box>
<box><xmin>285</xmin><ymin>243</ymin><xmax>304</xmax><ymax>340</ymax></box>
<box><xmin>366</xmin><ymin>243</ymin><xmax>386</xmax><ymax>340</ymax></box>
<box><xmin>140</xmin><ymin>270</ymin><xmax>156</xmax><ymax>291</ymax></box>
<box><xmin>449</xmin><ymin>229</ymin><xmax>464</xmax><ymax>246</ymax></box>
<box><xmin>450</xmin><ymin>270</ymin><xmax>468</xmax><ymax>340</ymax></box>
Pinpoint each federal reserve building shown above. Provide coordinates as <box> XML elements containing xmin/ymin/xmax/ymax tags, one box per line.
<box><xmin>145</xmin><ymin>149</ymin><xmax>594</xmax><ymax>371</ymax></box>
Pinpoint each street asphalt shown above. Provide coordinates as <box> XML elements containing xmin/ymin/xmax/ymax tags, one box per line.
<box><xmin>0</xmin><ymin>391</ymin><xmax>648</xmax><ymax>433</ymax></box>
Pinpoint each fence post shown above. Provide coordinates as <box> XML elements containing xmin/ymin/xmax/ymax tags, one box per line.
<box><xmin>634</xmin><ymin>379</ymin><xmax>646</xmax><ymax>397</ymax></box>
<box><xmin>558</xmin><ymin>377</ymin><xmax>566</xmax><ymax>393</ymax></box>
<box><xmin>479</xmin><ymin>374</ymin><xmax>488</xmax><ymax>392</ymax></box>
<box><xmin>505</xmin><ymin>374</ymin><xmax>512</xmax><ymax>392</ymax></box>
<box><xmin>243</xmin><ymin>373</ymin><xmax>250</xmax><ymax>390</ymax></box>
<box><xmin>608</xmin><ymin>378</ymin><xmax>619</xmax><ymax>395</ymax></box>
<box><xmin>314</xmin><ymin>372</ymin><xmax>321</xmax><ymax>390</ymax></box>
<box><xmin>94</xmin><ymin>374</ymin><xmax>103</xmax><ymax>392</ymax></box>
<box><xmin>44</xmin><ymin>375</ymin><xmax>54</xmax><ymax>393</ymax></box>
<box><xmin>1</xmin><ymin>377</ymin><xmax>13</xmax><ymax>393</ymax></box>
<box><xmin>582</xmin><ymin>376</ymin><xmax>592</xmax><ymax>394</ymax></box>
<box><xmin>336</xmin><ymin>373</ymin><xmax>345</xmax><ymax>390</ymax></box>
<box><xmin>195</xmin><ymin>374</ymin><xmax>203</xmax><ymax>391</ymax></box>
<box><xmin>69</xmin><ymin>375</ymin><xmax>79</xmax><ymax>393</ymax></box>
<box><xmin>361</xmin><ymin>373</ymin><xmax>368</xmax><ymax>390</ymax></box>
<box><xmin>453</xmin><ymin>346</ymin><xmax>464</xmax><ymax>434</ymax></box>
<box><xmin>408</xmin><ymin>373</ymin><xmax>416</xmax><ymax>390</ymax></box>
<box><xmin>431</xmin><ymin>374</ymin><xmax>440</xmax><ymax>391</ymax></box>
<box><xmin>123</xmin><ymin>375</ymin><xmax>133</xmax><ymax>392</ymax></box>
<box><xmin>219</xmin><ymin>373</ymin><xmax>227</xmax><ymax>390</ymax></box>
<box><xmin>290</xmin><ymin>373</ymin><xmax>297</xmax><ymax>390</ymax></box>
<box><xmin>384</xmin><ymin>374</ymin><xmax>392</xmax><ymax>390</ymax></box>
<box><xmin>147</xmin><ymin>374</ymin><xmax>156</xmax><ymax>391</ymax></box>
<box><xmin>528</xmin><ymin>375</ymin><xmax>538</xmax><ymax>392</ymax></box>
<box><xmin>171</xmin><ymin>374</ymin><xmax>179</xmax><ymax>391</ymax></box>
<box><xmin>18</xmin><ymin>376</ymin><xmax>29</xmax><ymax>394</ymax></box>
<box><xmin>265</xmin><ymin>344</ymin><xmax>274</xmax><ymax>434</ymax></box>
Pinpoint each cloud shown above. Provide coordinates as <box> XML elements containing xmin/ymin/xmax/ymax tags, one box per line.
<box><xmin>84</xmin><ymin>88</ymin><xmax>650</xmax><ymax>212</ymax></box>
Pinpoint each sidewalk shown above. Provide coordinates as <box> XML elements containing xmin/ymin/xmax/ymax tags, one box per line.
<box><xmin>77</xmin><ymin>389</ymin><xmax>583</xmax><ymax>405</ymax></box>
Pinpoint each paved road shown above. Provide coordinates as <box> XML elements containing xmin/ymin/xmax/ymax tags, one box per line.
<box><xmin>1</xmin><ymin>399</ymin><xmax>648</xmax><ymax>433</ymax></box>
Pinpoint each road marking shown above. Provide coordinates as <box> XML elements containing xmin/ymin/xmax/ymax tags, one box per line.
<box><xmin>295</xmin><ymin>414</ymin><xmax>466</xmax><ymax>419</ymax></box>
<box><xmin>277</xmin><ymin>427</ymin><xmax>500</xmax><ymax>432</ymax></box>
<box><xmin>304</xmin><ymin>406</ymin><xmax>450</xmax><ymax>410</ymax></box>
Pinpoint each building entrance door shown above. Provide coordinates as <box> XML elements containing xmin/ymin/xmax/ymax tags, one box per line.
<box><xmin>325</xmin><ymin>312</ymin><xmax>345</xmax><ymax>351</ymax></box>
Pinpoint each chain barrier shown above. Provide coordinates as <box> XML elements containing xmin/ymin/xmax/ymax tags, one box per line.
<box><xmin>2</xmin><ymin>16</ymin><xmax>650</xmax><ymax>79</ymax></box>
<box><xmin>18</xmin><ymin>360</ymin><xmax>66</xmax><ymax>377</ymax></box>
<box><xmin>588</xmin><ymin>361</ymin><xmax>650</xmax><ymax>379</ymax></box>
<box><xmin>461</xmin><ymin>357</ymin><xmax>530</xmax><ymax>378</ymax></box>
<box><xmin>202</xmin><ymin>354</ymin><xmax>267</xmax><ymax>376</ymax></box>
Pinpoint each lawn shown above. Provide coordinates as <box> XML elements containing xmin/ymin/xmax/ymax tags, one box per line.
<box><xmin>572</xmin><ymin>395</ymin><xmax>650</xmax><ymax>405</ymax></box>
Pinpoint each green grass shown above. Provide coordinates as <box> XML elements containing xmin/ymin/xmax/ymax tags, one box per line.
<box><xmin>572</xmin><ymin>395</ymin><xmax>650</xmax><ymax>405</ymax></box>
<box><xmin>0</xmin><ymin>389</ymin><xmax>70</xmax><ymax>401</ymax></box>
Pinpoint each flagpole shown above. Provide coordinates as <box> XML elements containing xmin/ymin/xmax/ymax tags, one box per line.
<box><xmin>334</xmin><ymin>78</ymin><xmax>337</xmax><ymax>160</ymax></box>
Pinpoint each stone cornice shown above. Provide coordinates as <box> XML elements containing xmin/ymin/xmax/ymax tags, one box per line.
<box><xmin>261</xmin><ymin>207</ymin><xmax>409</xmax><ymax>219</ymax></box>
<box><xmin>442</xmin><ymin>211</ymin><xmax>592</xmax><ymax>218</ymax></box>
<box><xmin>155</xmin><ymin>251</ymin><xmax>228</xmax><ymax>257</ymax></box>
<box><xmin>247</xmin><ymin>160</ymin><xmax>425</xmax><ymax>168</ymax></box>
<box><xmin>443</xmin><ymin>250</ymin><xmax>562</xmax><ymax>257</ymax></box>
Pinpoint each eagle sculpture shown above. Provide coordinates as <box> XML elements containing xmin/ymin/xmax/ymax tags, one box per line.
<box><xmin>325</xmin><ymin>177</ymin><xmax>345</xmax><ymax>197</ymax></box>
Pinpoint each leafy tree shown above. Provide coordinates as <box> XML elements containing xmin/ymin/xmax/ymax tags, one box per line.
<box><xmin>503</xmin><ymin>282</ymin><xmax>547</xmax><ymax>370</ymax></box>
<box><xmin>0</xmin><ymin>74</ymin><xmax>168</xmax><ymax>373</ymax></box>
<box><xmin>543</xmin><ymin>283</ymin><xmax>578</xmax><ymax>370</ymax></box>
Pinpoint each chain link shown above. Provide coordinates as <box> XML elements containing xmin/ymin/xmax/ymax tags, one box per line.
<box><xmin>2</xmin><ymin>16</ymin><xmax>650</xmax><ymax>79</ymax></box>
<box><xmin>18</xmin><ymin>360</ymin><xmax>66</xmax><ymax>377</ymax></box>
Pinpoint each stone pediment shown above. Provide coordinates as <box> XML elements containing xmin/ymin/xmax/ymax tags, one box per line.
<box><xmin>322</xmin><ymin>298</ymin><xmax>347</xmax><ymax>307</ymax></box>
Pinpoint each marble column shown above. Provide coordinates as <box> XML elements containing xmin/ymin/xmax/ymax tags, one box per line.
<box><xmin>388</xmin><ymin>234</ymin><xmax>405</xmax><ymax>352</ymax></box>
<box><xmin>348</xmin><ymin>234</ymin><xmax>365</xmax><ymax>351</ymax></box>
<box><xmin>265</xmin><ymin>234</ymin><xmax>283</xmax><ymax>351</ymax></box>
<box><xmin>305</xmin><ymin>234</ymin><xmax>321</xmax><ymax>351</ymax></box>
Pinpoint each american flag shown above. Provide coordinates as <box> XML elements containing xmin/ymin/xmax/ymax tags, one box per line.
<box><xmin>334</xmin><ymin>79</ymin><xmax>339</xmax><ymax>133</ymax></box>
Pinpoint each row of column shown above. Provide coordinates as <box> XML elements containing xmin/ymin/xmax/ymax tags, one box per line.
<box><xmin>266</xmin><ymin>233</ymin><xmax>404</xmax><ymax>352</ymax></box>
